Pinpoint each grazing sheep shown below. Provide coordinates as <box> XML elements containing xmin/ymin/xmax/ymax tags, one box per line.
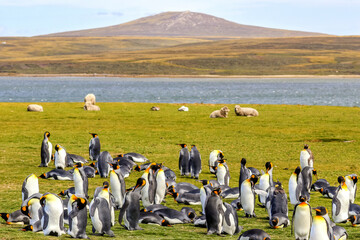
<box><xmin>234</xmin><ymin>105</ymin><xmax>259</xmax><ymax>117</ymax></box>
<box><xmin>178</xmin><ymin>106</ymin><xmax>189</xmax><ymax>112</ymax></box>
<box><xmin>27</xmin><ymin>104</ymin><xmax>43</xmax><ymax>112</ymax></box>
<box><xmin>209</xmin><ymin>106</ymin><xmax>230</xmax><ymax>118</ymax></box>
<box><xmin>84</xmin><ymin>93</ymin><xmax>96</xmax><ymax>105</ymax></box>
<box><xmin>84</xmin><ymin>102</ymin><xmax>100</xmax><ymax>111</ymax></box>
<box><xmin>151</xmin><ymin>106</ymin><xmax>160</xmax><ymax>111</ymax></box>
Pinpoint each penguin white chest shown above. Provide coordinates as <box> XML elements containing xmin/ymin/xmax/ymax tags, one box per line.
<box><xmin>259</xmin><ymin>174</ymin><xmax>270</xmax><ymax>204</ymax></box>
<box><xmin>293</xmin><ymin>204</ymin><xmax>311</xmax><ymax>238</ymax></box>
<box><xmin>110</xmin><ymin>172</ymin><xmax>122</xmax><ymax>206</ymax></box>
<box><xmin>288</xmin><ymin>174</ymin><xmax>298</xmax><ymax>205</ymax></box>
<box><xmin>300</xmin><ymin>150</ymin><xmax>310</xmax><ymax>169</ymax></box>
<box><xmin>241</xmin><ymin>181</ymin><xmax>254</xmax><ymax>214</ymax></box>
<box><xmin>155</xmin><ymin>171</ymin><xmax>166</xmax><ymax>204</ymax></box>
<box><xmin>309</xmin><ymin>216</ymin><xmax>330</xmax><ymax>240</ymax></box>
<box><xmin>55</xmin><ymin>149</ymin><xmax>66</xmax><ymax>169</ymax></box>
<box><xmin>333</xmin><ymin>187</ymin><xmax>350</xmax><ymax>222</ymax></box>
<box><xmin>216</xmin><ymin>165</ymin><xmax>227</xmax><ymax>185</ymax></box>
<box><xmin>74</xmin><ymin>172</ymin><xmax>84</xmax><ymax>195</ymax></box>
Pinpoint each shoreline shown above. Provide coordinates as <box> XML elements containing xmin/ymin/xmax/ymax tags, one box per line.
<box><xmin>1</xmin><ymin>73</ymin><xmax>360</xmax><ymax>79</ymax></box>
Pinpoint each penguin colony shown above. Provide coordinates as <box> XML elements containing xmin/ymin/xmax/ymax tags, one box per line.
<box><xmin>1</xmin><ymin>132</ymin><xmax>357</xmax><ymax>240</ymax></box>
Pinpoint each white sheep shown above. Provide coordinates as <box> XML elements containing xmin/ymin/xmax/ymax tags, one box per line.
<box><xmin>178</xmin><ymin>106</ymin><xmax>189</xmax><ymax>112</ymax></box>
<box><xmin>234</xmin><ymin>105</ymin><xmax>259</xmax><ymax>117</ymax></box>
<box><xmin>209</xmin><ymin>106</ymin><xmax>230</xmax><ymax>118</ymax></box>
<box><xmin>150</xmin><ymin>106</ymin><xmax>160</xmax><ymax>111</ymax></box>
<box><xmin>27</xmin><ymin>104</ymin><xmax>43</xmax><ymax>112</ymax></box>
<box><xmin>84</xmin><ymin>93</ymin><xmax>96</xmax><ymax>105</ymax></box>
<box><xmin>84</xmin><ymin>102</ymin><xmax>100</xmax><ymax>111</ymax></box>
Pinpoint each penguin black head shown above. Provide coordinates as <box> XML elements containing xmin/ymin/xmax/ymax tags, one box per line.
<box><xmin>21</xmin><ymin>225</ymin><xmax>33</xmax><ymax>232</ymax></box>
<box><xmin>102</xmin><ymin>181</ymin><xmax>110</xmax><ymax>189</ymax></box>
<box><xmin>312</xmin><ymin>169</ymin><xmax>317</xmax><ymax>176</ymax></box>
<box><xmin>299</xmin><ymin>195</ymin><xmax>307</xmax><ymax>203</ymax></box>
<box><xmin>241</xmin><ymin>158</ymin><xmax>246</xmax><ymax>166</ymax></box>
<box><xmin>55</xmin><ymin>144</ymin><xmax>60</xmax><ymax>151</ymax></box>
<box><xmin>218</xmin><ymin>152</ymin><xmax>224</xmax><ymax>159</ymax></box>
<box><xmin>134</xmin><ymin>177</ymin><xmax>146</xmax><ymax>190</ymax></box>
<box><xmin>187</xmin><ymin>212</ymin><xmax>196</xmax><ymax>220</ymax></box>
<box><xmin>90</xmin><ymin>133</ymin><xmax>98</xmax><ymax>138</ymax></box>
<box><xmin>161</xmin><ymin>219</ymin><xmax>172</xmax><ymax>227</ymax></box>
<box><xmin>319</xmin><ymin>187</ymin><xmax>324</xmax><ymax>194</ymax></box>
<box><xmin>236</xmin><ymin>201</ymin><xmax>243</xmax><ymax>211</ymax></box>
<box><xmin>313</xmin><ymin>206</ymin><xmax>327</xmax><ymax>216</ymax></box>
<box><xmin>179</xmin><ymin>144</ymin><xmax>187</xmax><ymax>148</ymax></box>
<box><xmin>21</xmin><ymin>206</ymin><xmax>30</xmax><ymax>217</ymax></box>
<box><xmin>217</xmin><ymin>159</ymin><xmax>226</xmax><ymax>164</ymax></box>
<box><xmin>270</xmin><ymin>217</ymin><xmax>279</xmax><ymax>228</ymax></box>
<box><xmin>111</xmin><ymin>163</ymin><xmax>120</xmax><ymax>170</ymax></box>
<box><xmin>304</xmin><ymin>144</ymin><xmax>309</xmax><ymax>149</ymax></box>
<box><xmin>348</xmin><ymin>215</ymin><xmax>356</xmax><ymax>224</ymax></box>
<box><xmin>89</xmin><ymin>162</ymin><xmax>95</xmax><ymax>168</ymax></box>
<box><xmin>265</xmin><ymin>162</ymin><xmax>273</xmax><ymax>171</ymax></box>
<box><xmin>117</xmin><ymin>154</ymin><xmax>124</xmax><ymax>158</ymax></box>
<box><xmin>0</xmin><ymin>213</ymin><xmax>9</xmax><ymax>222</ymax></box>
<box><xmin>134</xmin><ymin>165</ymin><xmax>141</xmax><ymax>172</ymax></box>
<box><xmin>250</xmin><ymin>174</ymin><xmax>258</xmax><ymax>185</ymax></box>
<box><xmin>75</xmin><ymin>197</ymin><xmax>87</xmax><ymax>210</ymax></box>
<box><xmin>44</xmin><ymin>131</ymin><xmax>50</xmax><ymax>138</ymax></box>
<box><xmin>39</xmin><ymin>173</ymin><xmax>46</xmax><ymax>179</ymax></box>
<box><xmin>352</xmin><ymin>175</ymin><xmax>358</xmax><ymax>184</ymax></box>
<box><xmin>294</xmin><ymin>166</ymin><xmax>301</xmax><ymax>175</ymax></box>
<box><xmin>198</xmin><ymin>180</ymin><xmax>209</xmax><ymax>186</ymax></box>
<box><xmin>39</xmin><ymin>195</ymin><xmax>46</xmax><ymax>207</ymax></box>
<box><xmin>338</xmin><ymin>176</ymin><xmax>345</xmax><ymax>184</ymax></box>
<box><xmin>212</xmin><ymin>187</ymin><xmax>221</xmax><ymax>196</ymax></box>
<box><xmin>58</xmin><ymin>190</ymin><xmax>66</xmax><ymax>197</ymax></box>
<box><xmin>74</xmin><ymin>162</ymin><xmax>83</xmax><ymax>168</ymax></box>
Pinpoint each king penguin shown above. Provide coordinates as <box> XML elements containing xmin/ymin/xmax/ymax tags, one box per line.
<box><xmin>309</xmin><ymin>206</ymin><xmax>333</xmax><ymax>240</ymax></box>
<box><xmin>119</xmin><ymin>178</ymin><xmax>146</xmax><ymax>230</ymax></box>
<box><xmin>179</xmin><ymin>144</ymin><xmax>190</xmax><ymax>176</ymax></box>
<box><xmin>89</xmin><ymin>195</ymin><xmax>115</xmax><ymax>237</ymax></box>
<box><xmin>240</xmin><ymin>174</ymin><xmax>258</xmax><ymax>218</ymax></box>
<box><xmin>205</xmin><ymin>188</ymin><xmax>224</xmax><ymax>235</ymax></box>
<box><xmin>289</xmin><ymin>166</ymin><xmax>302</xmax><ymax>205</ymax></box>
<box><xmin>21</xmin><ymin>193</ymin><xmax>43</xmax><ymax>228</ymax></box>
<box><xmin>189</xmin><ymin>145</ymin><xmax>202</xmax><ymax>179</ymax></box>
<box><xmin>73</xmin><ymin>163</ymin><xmax>89</xmax><ymax>199</ymax></box>
<box><xmin>292</xmin><ymin>195</ymin><xmax>312</xmax><ymax>240</ymax></box>
<box><xmin>300</xmin><ymin>144</ymin><xmax>314</xmax><ymax>169</ymax></box>
<box><xmin>89</xmin><ymin>133</ymin><xmax>101</xmax><ymax>161</ymax></box>
<box><xmin>67</xmin><ymin>194</ymin><xmax>88</xmax><ymax>239</ymax></box>
<box><xmin>54</xmin><ymin>144</ymin><xmax>67</xmax><ymax>170</ymax></box>
<box><xmin>96</xmin><ymin>181</ymin><xmax>115</xmax><ymax>226</ymax></box>
<box><xmin>209</xmin><ymin>150</ymin><xmax>224</xmax><ymax>174</ymax></box>
<box><xmin>258</xmin><ymin>162</ymin><xmax>274</xmax><ymax>207</ymax></box>
<box><xmin>40</xmin><ymin>131</ymin><xmax>52</xmax><ymax>167</ymax></box>
<box><xmin>109</xmin><ymin>168</ymin><xmax>126</xmax><ymax>210</ymax></box>
<box><xmin>238</xmin><ymin>158</ymin><xmax>251</xmax><ymax>198</ymax></box>
<box><xmin>97</xmin><ymin>151</ymin><xmax>113</xmax><ymax>178</ymax></box>
<box><xmin>222</xmin><ymin>202</ymin><xmax>241</xmax><ymax>235</ymax></box>
<box><xmin>155</xmin><ymin>164</ymin><xmax>167</xmax><ymax>204</ymax></box>
<box><xmin>216</xmin><ymin>159</ymin><xmax>230</xmax><ymax>186</ymax></box>
<box><xmin>238</xmin><ymin>229</ymin><xmax>271</xmax><ymax>240</ymax></box>
<box><xmin>22</xmin><ymin>173</ymin><xmax>39</xmax><ymax>203</ymax></box>
<box><xmin>345</xmin><ymin>174</ymin><xmax>357</xmax><ymax>203</ymax></box>
<box><xmin>40</xmin><ymin>192</ymin><xmax>66</xmax><ymax>236</ymax></box>
<box><xmin>140</xmin><ymin>163</ymin><xmax>156</xmax><ymax>207</ymax></box>
<box><xmin>332</xmin><ymin>176</ymin><xmax>350</xmax><ymax>223</ymax></box>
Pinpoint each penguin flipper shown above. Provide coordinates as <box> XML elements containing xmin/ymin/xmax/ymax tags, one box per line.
<box><xmin>42</xmin><ymin>212</ymin><xmax>49</xmax><ymax>232</ymax></box>
<box><xmin>333</xmin><ymin>196</ymin><xmax>341</xmax><ymax>216</ymax></box>
<box><xmin>90</xmin><ymin>199</ymin><xmax>100</xmax><ymax>217</ymax></box>
<box><xmin>118</xmin><ymin>195</ymin><xmax>130</xmax><ymax>225</ymax></box>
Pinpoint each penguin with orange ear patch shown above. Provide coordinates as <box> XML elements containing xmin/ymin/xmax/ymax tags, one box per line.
<box><xmin>205</xmin><ymin>187</ymin><xmax>224</xmax><ymax>235</ymax></box>
<box><xmin>40</xmin><ymin>131</ymin><xmax>52</xmax><ymax>167</ymax></box>
<box><xmin>0</xmin><ymin>210</ymin><xmax>29</xmax><ymax>225</ymax></box>
<box><xmin>292</xmin><ymin>195</ymin><xmax>312</xmax><ymax>239</ymax></box>
<box><xmin>67</xmin><ymin>194</ymin><xmax>88</xmax><ymax>239</ymax></box>
<box><xmin>240</xmin><ymin>174</ymin><xmax>258</xmax><ymax>218</ymax></box>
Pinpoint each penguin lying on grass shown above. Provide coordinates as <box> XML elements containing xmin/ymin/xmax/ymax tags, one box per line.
<box><xmin>39</xmin><ymin>169</ymin><xmax>73</xmax><ymax>181</ymax></box>
<box><xmin>0</xmin><ymin>210</ymin><xmax>29</xmax><ymax>225</ymax></box>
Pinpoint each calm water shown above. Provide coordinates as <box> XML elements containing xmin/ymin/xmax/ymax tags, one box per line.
<box><xmin>0</xmin><ymin>77</ymin><xmax>359</xmax><ymax>107</ymax></box>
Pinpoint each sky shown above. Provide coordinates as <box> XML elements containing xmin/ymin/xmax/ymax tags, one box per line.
<box><xmin>0</xmin><ymin>0</ymin><xmax>359</xmax><ymax>37</ymax></box>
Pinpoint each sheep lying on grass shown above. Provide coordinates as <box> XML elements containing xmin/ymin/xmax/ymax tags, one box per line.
<box><xmin>27</xmin><ymin>104</ymin><xmax>43</xmax><ymax>112</ymax></box>
<box><xmin>209</xmin><ymin>106</ymin><xmax>230</xmax><ymax>118</ymax></box>
<box><xmin>84</xmin><ymin>102</ymin><xmax>100</xmax><ymax>111</ymax></box>
<box><xmin>234</xmin><ymin>105</ymin><xmax>259</xmax><ymax>117</ymax></box>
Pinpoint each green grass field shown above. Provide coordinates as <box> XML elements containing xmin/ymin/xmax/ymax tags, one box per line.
<box><xmin>0</xmin><ymin>102</ymin><xmax>359</xmax><ymax>239</ymax></box>
<box><xmin>1</xmin><ymin>36</ymin><xmax>360</xmax><ymax>75</ymax></box>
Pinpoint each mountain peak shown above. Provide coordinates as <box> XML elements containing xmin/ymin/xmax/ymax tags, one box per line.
<box><xmin>44</xmin><ymin>11</ymin><xmax>326</xmax><ymax>38</ymax></box>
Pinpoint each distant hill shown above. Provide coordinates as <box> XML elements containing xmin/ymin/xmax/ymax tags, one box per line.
<box><xmin>44</xmin><ymin>11</ymin><xmax>326</xmax><ymax>38</ymax></box>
